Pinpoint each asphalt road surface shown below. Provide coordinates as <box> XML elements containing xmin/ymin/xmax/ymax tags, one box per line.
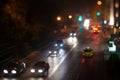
<box><xmin>1</xmin><ymin>29</ymin><xmax>120</xmax><ymax>80</ymax></box>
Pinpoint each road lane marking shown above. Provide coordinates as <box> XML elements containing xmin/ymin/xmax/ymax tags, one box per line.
<box><xmin>48</xmin><ymin>46</ymin><xmax>74</xmax><ymax>78</ymax></box>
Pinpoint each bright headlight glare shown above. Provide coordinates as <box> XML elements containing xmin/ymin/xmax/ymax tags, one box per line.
<box><xmin>74</xmin><ymin>33</ymin><xmax>76</xmax><ymax>36</ymax></box>
<box><xmin>3</xmin><ymin>69</ymin><xmax>8</xmax><ymax>74</ymax></box>
<box><xmin>49</xmin><ymin>51</ymin><xmax>52</xmax><ymax>53</ymax></box>
<box><xmin>38</xmin><ymin>69</ymin><xmax>43</xmax><ymax>73</ymax></box>
<box><xmin>55</xmin><ymin>44</ymin><xmax>58</xmax><ymax>46</ymax></box>
<box><xmin>54</xmin><ymin>51</ymin><xmax>57</xmax><ymax>53</ymax></box>
<box><xmin>70</xmin><ymin>33</ymin><xmax>72</xmax><ymax>36</ymax></box>
<box><xmin>31</xmin><ymin>69</ymin><xmax>35</xmax><ymax>73</ymax></box>
<box><xmin>60</xmin><ymin>44</ymin><xmax>63</xmax><ymax>46</ymax></box>
<box><xmin>11</xmin><ymin>70</ymin><xmax>17</xmax><ymax>74</ymax></box>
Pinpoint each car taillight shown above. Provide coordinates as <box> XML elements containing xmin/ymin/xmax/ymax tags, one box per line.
<box><xmin>81</xmin><ymin>58</ymin><xmax>85</xmax><ymax>63</ymax></box>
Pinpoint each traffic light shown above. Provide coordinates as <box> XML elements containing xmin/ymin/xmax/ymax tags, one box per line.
<box><xmin>79</xmin><ymin>26</ymin><xmax>83</xmax><ymax>32</ymax></box>
<box><xmin>78</xmin><ymin>15</ymin><xmax>83</xmax><ymax>22</ymax></box>
<box><xmin>96</xmin><ymin>12</ymin><xmax>101</xmax><ymax>16</ymax></box>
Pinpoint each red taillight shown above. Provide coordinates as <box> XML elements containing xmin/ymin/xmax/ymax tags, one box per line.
<box><xmin>82</xmin><ymin>58</ymin><xmax>85</xmax><ymax>63</ymax></box>
<box><xmin>90</xmin><ymin>59</ymin><xmax>94</xmax><ymax>63</ymax></box>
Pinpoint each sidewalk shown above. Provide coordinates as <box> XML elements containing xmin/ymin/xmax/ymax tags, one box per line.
<box><xmin>103</xmin><ymin>49</ymin><xmax>120</xmax><ymax>61</ymax></box>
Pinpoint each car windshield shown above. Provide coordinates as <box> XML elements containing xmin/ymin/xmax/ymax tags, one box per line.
<box><xmin>84</xmin><ymin>49</ymin><xmax>91</xmax><ymax>52</ymax></box>
<box><xmin>5</xmin><ymin>62</ymin><xmax>19</xmax><ymax>68</ymax></box>
<box><xmin>34</xmin><ymin>61</ymin><xmax>46</xmax><ymax>67</ymax></box>
<box><xmin>56</xmin><ymin>40</ymin><xmax>63</xmax><ymax>43</ymax></box>
<box><xmin>108</xmin><ymin>43</ymin><xmax>113</xmax><ymax>47</ymax></box>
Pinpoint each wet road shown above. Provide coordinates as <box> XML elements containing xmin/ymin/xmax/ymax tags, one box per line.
<box><xmin>1</xmin><ymin>30</ymin><xmax>120</xmax><ymax>80</ymax></box>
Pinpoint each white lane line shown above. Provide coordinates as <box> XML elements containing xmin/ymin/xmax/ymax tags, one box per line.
<box><xmin>48</xmin><ymin>46</ymin><xmax>74</xmax><ymax>78</ymax></box>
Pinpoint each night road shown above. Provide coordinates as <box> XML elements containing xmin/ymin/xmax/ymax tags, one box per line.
<box><xmin>1</xmin><ymin>28</ymin><xmax>120</xmax><ymax>80</ymax></box>
<box><xmin>1</xmin><ymin>0</ymin><xmax>120</xmax><ymax>80</ymax></box>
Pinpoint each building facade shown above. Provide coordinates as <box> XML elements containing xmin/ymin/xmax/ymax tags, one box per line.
<box><xmin>114</xmin><ymin>0</ymin><xmax>120</xmax><ymax>27</ymax></box>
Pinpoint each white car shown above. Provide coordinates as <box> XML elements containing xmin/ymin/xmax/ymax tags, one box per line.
<box><xmin>108</xmin><ymin>41</ymin><xmax>116</xmax><ymax>53</ymax></box>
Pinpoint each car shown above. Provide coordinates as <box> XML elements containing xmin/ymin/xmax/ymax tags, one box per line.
<box><xmin>91</xmin><ymin>24</ymin><xmax>100</xmax><ymax>33</ymax></box>
<box><xmin>92</xmin><ymin>27</ymin><xmax>100</xmax><ymax>33</ymax></box>
<box><xmin>69</xmin><ymin>32</ymin><xmax>77</xmax><ymax>37</ymax></box>
<box><xmin>107</xmin><ymin>40</ymin><xmax>116</xmax><ymax>53</ymax></box>
<box><xmin>54</xmin><ymin>39</ymin><xmax>64</xmax><ymax>49</ymax></box>
<box><xmin>48</xmin><ymin>48</ymin><xmax>59</xmax><ymax>57</ymax></box>
<box><xmin>82</xmin><ymin>47</ymin><xmax>94</xmax><ymax>58</ymax></box>
<box><xmin>2</xmin><ymin>60</ymin><xmax>26</xmax><ymax>77</ymax></box>
<box><xmin>30</xmin><ymin>61</ymin><xmax>50</xmax><ymax>77</ymax></box>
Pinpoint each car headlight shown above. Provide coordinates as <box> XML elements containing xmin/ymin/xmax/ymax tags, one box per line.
<box><xmin>49</xmin><ymin>51</ymin><xmax>52</xmax><ymax>53</ymax></box>
<box><xmin>11</xmin><ymin>70</ymin><xmax>17</xmax><ymax>74</ymax></box>
<box><xmin>3</xmin><ymin>69</ymin><xmax>8</xmax><ymax>74</ymax></box>
<box><xmin>30</xmin><ymin>69</ymin><xmax>35</xmax><ymax>73</ymax></box>
<box><xmin>55</xmin><ymin>44</ymin><xmax>58</xmax><ymax>46</ymax></box>
<box><xmin>74</xmin><ymin>33</ymin><xmax>76</xmax><ymax>36</ymax></box>
<box><xmin>70</xmin><ymin>33</ymin><xmax>72</xmax><ymax>36</ymax></box>
<box><xmin>54</xmin><ymin>51</ymin><xmax>57</xmax><ymax>53</ymax></box>
<box><xmin>38</xmin><ymin>69</ymin><xmax>43</xmax><ymax>73</ymax></box>
<box><xmin>60</xmin><ymin>44</ymin><xmax>63</xmax><ymax>47</ymax></box>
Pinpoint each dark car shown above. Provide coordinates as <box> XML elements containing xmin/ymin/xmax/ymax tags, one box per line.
<box><xmin>30</xmin><ymin>61</ymin><xmax>50</xmax><ymax>77</ymax></box>
<box><xmin>2</xmin><ymin>60</ymin><xmax>26</xmax><ymax>77</ymax></box>
<box><xmin>48</xmin><ymin>48</ymin><xmax>59</xmax><ymax>57</ymax></box>
<box><xmin>54</xmin><ymin>39</ymin><xmax>64</xmax><ymax>49</ymax></box>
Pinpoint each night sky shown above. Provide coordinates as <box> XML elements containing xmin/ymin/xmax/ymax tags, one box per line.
<box><xmin>27</xmin><ymin>0</ymin><xmax>98</xmax><ymax>24</ymax></box>
<box><xmin>0</xmin><ymin>0</ymin><xmax>99</xmax><ymax>27</ymax></box>
<box><xmin>29</xmin><ymin>0</ymin><xmax>98</xmax><ymax>13</ymax></box>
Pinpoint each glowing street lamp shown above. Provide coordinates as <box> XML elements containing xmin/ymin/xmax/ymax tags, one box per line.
<box><xmin>57</xmin><ymin>16</ymin><xmax>61</xmax><ymax>21</ymax></box>
<box><xmin>97</xmin><ymin>0</ymin><xmax>102</xmax><ymax>6</ymax></box>
<box><xmin>68</xmin><ymin>15</ymin><xmax>72</xmax><ymax>19</ymax></box>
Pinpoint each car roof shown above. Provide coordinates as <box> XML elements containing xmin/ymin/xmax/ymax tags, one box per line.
<box><xmin>4</xmin><ymin>61</ymin><xmax>19</xmax><ymax>68</ymax></box>
<box><xmin>56</xmin><ymin>39</ymin><xmax>63</xmax><ymax>43</ymax></box>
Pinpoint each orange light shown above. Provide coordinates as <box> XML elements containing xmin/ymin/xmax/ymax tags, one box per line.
<box><xmin>82</xmin><ymin>53</ymin><xmax>85</xmax><ymax>55</ymax></box>
<box><xmin>92</xmin><ymin>24</ymin><xmax>100</xmax><ymax>32</ymax></box>
<box><xmin>57</xmin><ymin>16</ymin><xmax>61</xmax><ymax>21</ymax></box>
<box><xmin>97</xmin><ymin>1</ymin><xmax>102</xmax><ymax>6</ymax></box>
<box><xmin>68</xmin><ymin>15</ymin><xmax>72</xmax><ymax>19</ymax></box>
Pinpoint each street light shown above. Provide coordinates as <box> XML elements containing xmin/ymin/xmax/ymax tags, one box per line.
<box><xmin>68</xmin><ymin>15</ymin><xmax>72</xmax><ymax>19</ymax></box>
<box><xmin>97</xmin><ymin>0</ymin><xmax>102</xmax><ymax>6</ymax></box>
<box><xmin>57</xmin><ymin>16</ymin><xmax>61</xmax><ymax>21</ymax></box>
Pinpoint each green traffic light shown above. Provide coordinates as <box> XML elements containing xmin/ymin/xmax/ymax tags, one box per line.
<box><xmin>78</xmin><ymin>15</ymin><xmax>83</xmax><ymax>22</ymax></box>
<box><xmin>96</xmin><ymin>12</ymin><xmax>101</xmax><ymax>16</ymax></box>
